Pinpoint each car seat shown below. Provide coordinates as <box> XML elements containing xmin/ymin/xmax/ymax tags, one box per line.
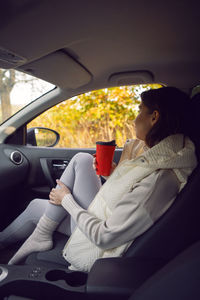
<box><xmin>123</xmin><ymin>92</ymin><xmax>200</xmax><ymax>261</ymax></box>
<box><xmin>129</xmin><ymin>240</ymin><xmax>200</xmax><ymax>300</ymax></box>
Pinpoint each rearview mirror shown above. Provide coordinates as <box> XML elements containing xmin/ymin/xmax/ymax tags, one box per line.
<box><xmin>27</xmin><ymin>127</ymin><xmax>60</xmax><ymax>147</ymax></box>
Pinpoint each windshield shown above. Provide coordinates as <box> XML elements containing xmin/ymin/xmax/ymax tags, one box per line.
<box><xmin>0</xmin><ymin>69</ymin><xmax>55</xmax><ymax>125</ymax></box>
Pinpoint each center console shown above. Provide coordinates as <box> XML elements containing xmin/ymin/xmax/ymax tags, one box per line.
<box><xmin>0</xmin><ymin>257</ymin><xmax>165</xmax><ymax>300</ymax></box>
<box><xmin>0</xmin><ymin>264</ymin><xmax>88</xmax><ymax>300</ymax></box>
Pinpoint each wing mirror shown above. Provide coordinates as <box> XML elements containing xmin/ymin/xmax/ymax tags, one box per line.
<box><xmin>27</xmin><ymin>127</ymin><xmax>60</xmax><ymax>147</ymax></box>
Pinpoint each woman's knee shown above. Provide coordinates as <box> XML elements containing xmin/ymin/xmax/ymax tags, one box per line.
<box><xmin>72</xmin><ymin>152</ymin><xmax>93</xmax><ymax>166</ymax></box>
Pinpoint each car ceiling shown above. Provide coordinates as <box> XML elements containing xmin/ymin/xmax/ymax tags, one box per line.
<box><xmin>0</xmin><ymin>0</ymin><xmax>200</xmax><ymax>92</ymax></box>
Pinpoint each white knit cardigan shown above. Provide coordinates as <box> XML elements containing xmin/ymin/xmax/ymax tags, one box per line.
<box><xmin>62</xmin><ymin>134</ymin><xmax>197</xmax><ymax>272</ymax></box>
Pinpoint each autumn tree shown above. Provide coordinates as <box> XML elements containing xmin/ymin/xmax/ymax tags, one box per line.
<box><xmin>28</xmin><ymin>84</ymin><xmax>161</xmax><ymax>148</ymax></box>
<box><xmin>0</xmin><ymin>69</ymin><xmax>52</xmax><ymax>123</ymax></box>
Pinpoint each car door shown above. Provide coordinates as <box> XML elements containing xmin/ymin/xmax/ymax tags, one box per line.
<box><xmin>0</xmin><ymin>131</ymin><xmax>123</xmax><ymax>233</ymax></box>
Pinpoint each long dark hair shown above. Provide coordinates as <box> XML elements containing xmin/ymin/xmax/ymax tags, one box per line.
<box><xmin>141</xmin><ymin>87</ymin><xmax>191</xmax><ymax>147</ymax></box>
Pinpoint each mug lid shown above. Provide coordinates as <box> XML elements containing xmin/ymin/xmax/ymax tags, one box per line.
<box><xmin>96</xmin><ymin>139</ymin><xmax>116</xmax><ymax>146</ymax></box>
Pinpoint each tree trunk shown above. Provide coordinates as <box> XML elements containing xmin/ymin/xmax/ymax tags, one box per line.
<box><xmin>0</xmin><ymin>69</ymin><xmax>15</xmax><ymax>123</ymax></box>
<box><xmin>1</xmin><ymin>91</ymin><xmax>12</xmax><ymax>122</ymax></box>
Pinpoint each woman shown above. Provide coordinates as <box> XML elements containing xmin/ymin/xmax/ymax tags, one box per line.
<box><xmin>0</xmin><ymin>87</ymin><xmax>197</xmax><ymax>272</ymax></box>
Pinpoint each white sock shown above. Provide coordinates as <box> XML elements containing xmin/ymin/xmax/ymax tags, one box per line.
<box><xmin>8</xmin><ymin>215</ymin><xmax>58</xmax><ymax>265</ymax></box>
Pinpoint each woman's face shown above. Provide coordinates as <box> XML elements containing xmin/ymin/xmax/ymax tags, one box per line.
<box><xmin>134</xmin><ymin>102</ymin><xmax>159</xmax><ymax>142</ymax></box>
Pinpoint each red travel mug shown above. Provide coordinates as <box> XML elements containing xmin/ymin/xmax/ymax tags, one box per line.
<box><xmin>96</xmin><ymin>140</ymin><xmax>116</xmax><ymax>176</ymax></box>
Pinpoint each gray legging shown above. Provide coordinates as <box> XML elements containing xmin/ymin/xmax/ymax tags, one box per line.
<box><xmin>0</xmin><ymin>153</ymin><xmax>102</xmax><ymax>247</ymax></box>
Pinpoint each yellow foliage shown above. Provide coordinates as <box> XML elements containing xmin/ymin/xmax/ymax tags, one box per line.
<box><xmin>28</xmin><ymin>84</ymin><xmax>161</xmax><ymax>148</ymax></box>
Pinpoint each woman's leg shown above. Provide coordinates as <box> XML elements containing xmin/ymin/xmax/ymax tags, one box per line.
<box><xmin>46</xmin><ymin>152</ymin><xmax>102</xmax><ymax>232</ymax></box>
<box><xmin>7</xmin><ymin>152</ymin><xmax>101</xmax><ymax>264</ymax></box>
<box><xmin>0</xmin><ymin>198</ymin><xmax>49</xmax><ymax>248</ymax></box>
<box><xmin>0</xmin><ymin>198</ymin><xmax>72</xmax><ymax>249</ymax></box>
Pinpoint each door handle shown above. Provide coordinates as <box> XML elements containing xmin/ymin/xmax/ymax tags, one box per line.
<box><xmin>52</xmin><ymin>160</ymin><xmax>69</xmax><ymax>170</ymax></box>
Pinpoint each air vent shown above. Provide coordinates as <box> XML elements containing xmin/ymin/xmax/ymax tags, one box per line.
<box><xmin>10</xmin><ymin>151</ymin><xmax>23</xmax><ymax>165</ymax></box>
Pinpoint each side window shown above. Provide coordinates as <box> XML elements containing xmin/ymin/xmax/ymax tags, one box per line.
<box><xmin>27</xmin><ymin>84</ymin><xmax>161</xmax><ymax>148</ymax></box>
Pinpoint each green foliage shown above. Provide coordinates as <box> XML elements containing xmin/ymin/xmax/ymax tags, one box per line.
<box><xmin>28</xmin><ymin>84</ymin><xmax>161</xmax><ymax>148</ymax></box>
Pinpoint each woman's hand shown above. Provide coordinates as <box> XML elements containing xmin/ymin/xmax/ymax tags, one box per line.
<box><xmin>49</xmin><ymin>179</ymin><xmax>71</xmax><ymax>206</ymax></box>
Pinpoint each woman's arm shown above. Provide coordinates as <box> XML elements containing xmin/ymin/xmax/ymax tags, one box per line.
<box><xmin>58</xmin><ymin>170</ymin><xmax>179</xmax><ymax>250</ymax></box>
<box><xmin>61</xmin><ymin>191</ymin><xmax>153</xmax><ymax>249</ymax></box>
<box><xmin>49</xmin><ymin>170</ymin><xmax>179</xmax><ymax>250</ymax></box>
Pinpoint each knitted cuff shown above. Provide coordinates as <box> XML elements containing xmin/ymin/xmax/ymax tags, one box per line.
<box><xmin>61</xmin><ymin>193</ymin><xmax>82</xmax><ymax>215</ymax></box>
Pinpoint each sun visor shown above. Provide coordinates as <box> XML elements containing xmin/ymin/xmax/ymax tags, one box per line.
<box><xmin>19</xmin><ymin>51</ymin><xmax>92</xmax><ymax>89</ymax></box>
